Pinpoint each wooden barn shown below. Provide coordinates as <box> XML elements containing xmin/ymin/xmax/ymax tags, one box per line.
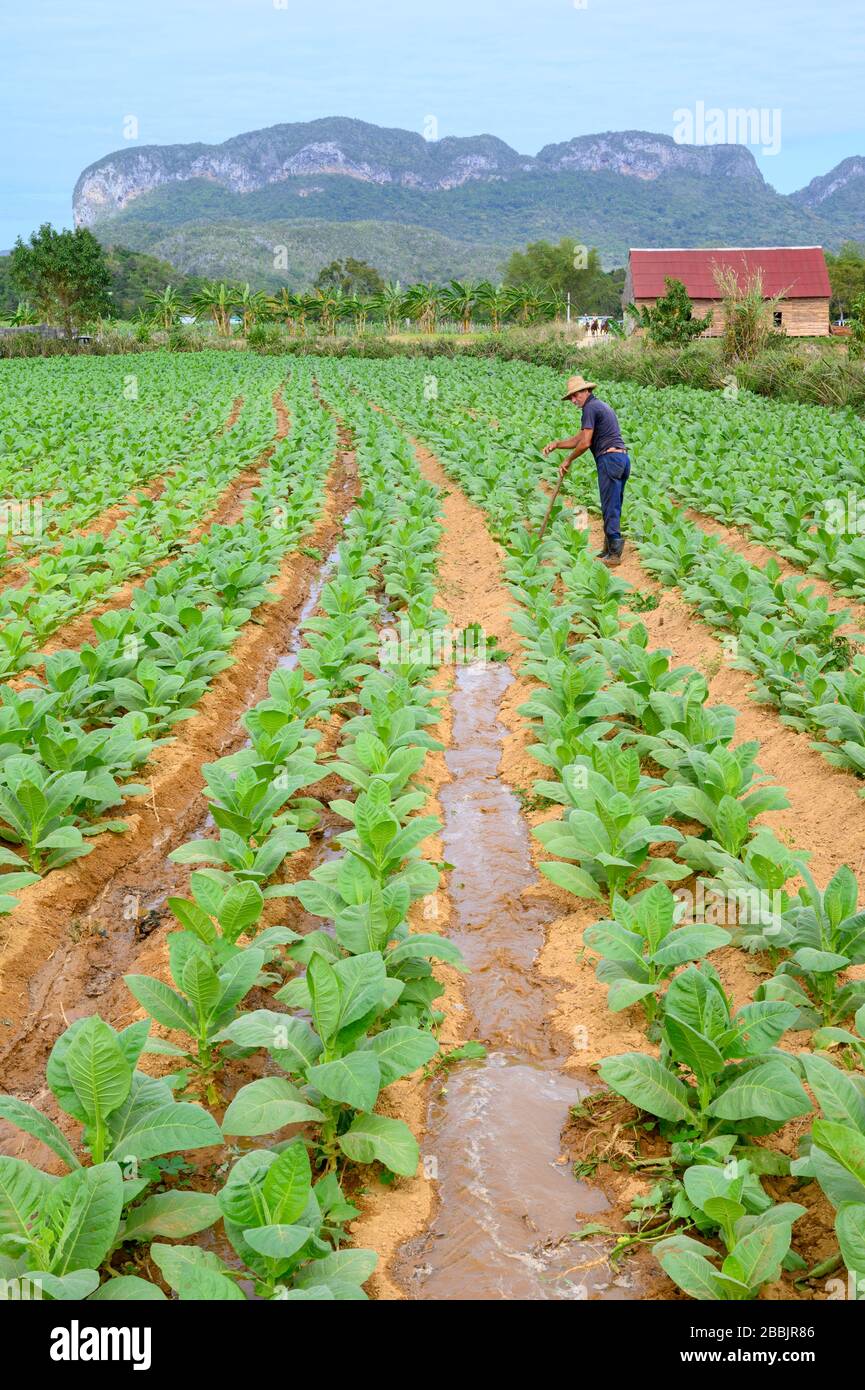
<box><xmin>623</xmin><ymin>246</ymin><xmax>831</xmax><ymax>337</ymax></box>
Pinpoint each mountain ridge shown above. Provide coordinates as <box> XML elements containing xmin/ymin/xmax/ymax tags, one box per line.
<box><xmin>73</xmin><ymin>117</ymin><xmax>770</xmax><ymax>226</ymax></box>
<box><xmin>71</xmin><ymin>117</ymin><xmax>865</xmax><ymax>287</ymax></box>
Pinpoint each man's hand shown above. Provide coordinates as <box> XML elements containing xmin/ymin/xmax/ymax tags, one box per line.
<box><xmin>542</xmin><ymin>442</ymin><xmax>560</xmax><ymax>457</ymax></box>
<box><xmin>558</xmin><ymin>458</ymin><xmax>571</xmax><ymax>479</ymax></box>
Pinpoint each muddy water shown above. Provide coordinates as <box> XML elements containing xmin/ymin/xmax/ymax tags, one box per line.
<box><xmin>395</xmin><ymin>663</ymin><xmax>631</xmax><ymax>1301</ymax></box>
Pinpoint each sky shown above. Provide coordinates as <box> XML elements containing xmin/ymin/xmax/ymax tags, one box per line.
<box><xmin>1</xmin><ymin>0</ymin><xmax>864</xmax><ymax>249</ymax></box>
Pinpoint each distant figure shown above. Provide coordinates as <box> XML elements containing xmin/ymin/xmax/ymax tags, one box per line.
<box><xmin>590</xmin><ymin>318</ymin><xmax>599</xmax><ymax>337</ymax></box>
<box><xmin>542</xmin><ymin>375</ymin><xmax>630</xmax><ymax>567</ymax></box>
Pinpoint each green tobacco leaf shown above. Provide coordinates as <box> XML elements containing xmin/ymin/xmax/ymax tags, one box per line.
<box><xmin>598</xmin><ymin>1053</ymin><xmax>694</xmax><ymax>1123</ymax></box>
<box><xmin>222</xmin><ymin>1078</ymin><xmax>323</xmax><ymax>1136</ymax></box>
<box><xmin>0</xmin><ymin>1156</ymin><xmax>53</xmax><ymax>1246</ymax></box>
<box><xmin>262</xmin><ymin>1142</ymin><xmax>313</xmax><ymax>1225</ymax></box>
<box><xmin>107</xmin><ymin>1100</ymin><xmax>222</xmax><ymax>1161</ymax></box>
<box><xmin>46</xmin><ymin>1163</ymin><xmax>124</xmax><ymax>1275</ymax></box>
<box><xmin>538</xmin><ymin>860</ymin><xmax>604</xmax><ymax>900</ymax></box>
<box><xmin>338</xmin><ymin>1113</ymin><xmax>419</xmax><ymax>1176</ymax></box>
<box><xmin>122</xmin><ymin>1191</ymin><xmax>221</xmax><ymax>1241</ymax></box>
<box><xmin>812</xmin><ymin>1120</ymin><xmax>865</xmax><ymax>1188</ymax></box>
<box><xmin>800</xmin><ymin>1054</ymin><xmax>865</xmax><ymax>1131</ymax></box>
<box><xmin>708</xmin><ymin>1060</ymin><xmax>811</xmax><ymax>1124</ymax></box>
<box><xmin>89</xmin><ymin>1275</ymin><xmax>167</xmax><ymax>1300</ymax></box>
<box><xmin>150</xmin><ymin>1242</ymin><xmax>243</xmax><ymax>1301</ymax></box>
<box><xmin>307</xmin><ymin>1054</ymin><xmax>381</xmax><ymax>1112</ymax></box>
<box><xmin>658</xmin><ymin>1247</ymin><xmax>726</xmax><ymax>1300</ymax></box>
<box><xmin>243</xmin><ymin>1223</ymin><xmax>310</xmax><ymax>1260</ymax></box>
<box><xmin>64</xmin><ymin>1016</ymin><xmax>132</xmax><ymax>1128</ymax></box>
<box><xmin>124</xmin><ymin>975</ymin><xmax>197</xmax><ymax>1034</ymax></box>
<box><xmin>836</xmin><ymin>1203</ymin><xmax>865</xmax><ymax>1274</ymax></box>
<box><xmin>361</xmin><ymin>1026</ymin><xmax>439</xmax><ymax>1085</ymax></box>
<box><xmin>723</xmin><ymin>1220</ymin><xmax>792</xmax><ymax>1291</ymax></box>
<box><xmin>0</xmin><ymin>1097</ymin><xmax>81</xmax><ymax>1170</ymax></box>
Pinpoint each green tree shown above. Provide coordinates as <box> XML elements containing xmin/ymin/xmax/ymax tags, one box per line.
<box><xmin>504</xmin><ymin>237</ymin><xmax>624</xmax><ymax>315</ymax></box>
<box><xmin>143</xmin><ymin>284</ymin><xmax>184</xmax><ymax>331</ymax></box>
<box><xmin>373</xmin><ymin>281</ymin><xmax>405</xmax><ymax>334</ymax></box>
<box><xmin>440</xmin><ymin>279</ymin><xmax>480</xmax><ymax>333</ymax></box>
<box><xmin>825</xmin><ymin>243</ymin><xmax>865</xmax><ymax>320</ymax></box>
<box><xmin>627</xmin><ymin>276</ymin><xmax>712</xmax><ymax>346</ymax></box>
<box><xmin>314</xmin><ymin>257</ymin><xmax>384</xmax><ymax>296</ymax></box>
<box><xmin>189</xmin><ymin>281</ymin><xmax>237</xmax><ymax>336</ymax></box>
<box><xmin>404</xmin><ymin>283</ymin><xmax>441</xmax><ymax>334</ymax></box>
<box><xmin>10</xmin><ymin>224</ymin><xmax>111</xmax><ymax>335</ymax></box>
<box><xmin>848</xmin><ymin>291</ymin><xmax>865</xmax><ymax>360</ymax></box>
<box><xmin>475</xmin><ymin>281</ymin><xmax>511</xmax><ymax>332</ymax></box>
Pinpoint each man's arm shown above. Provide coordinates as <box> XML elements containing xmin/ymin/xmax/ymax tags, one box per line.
<box><xmin>558</xmin><ymin>428</ymin><xmax>594</xmax><ymax>474</ymax></box>
<box><xmin>542</xmin><ymin>434</ymin><xmax>582</xmax><ymax>456</ymax></box>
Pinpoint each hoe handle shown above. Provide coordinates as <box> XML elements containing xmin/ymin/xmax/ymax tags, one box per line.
<box><xmin>537</xmin><ymin>472</ymin><xmax>566</xmax><ymax>541</ymax></box>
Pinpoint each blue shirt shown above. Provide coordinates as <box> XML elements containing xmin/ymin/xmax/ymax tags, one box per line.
<box><xmin>581</xmin><ymin>395</ymin><xmax>626</xmax><ymax>461</ymax></box>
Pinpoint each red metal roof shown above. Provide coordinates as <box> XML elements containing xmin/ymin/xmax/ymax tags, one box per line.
<box><xmin>629</xmin><ymin>247</ymin><xmax>830</xmax><ymax>300</ymax></box>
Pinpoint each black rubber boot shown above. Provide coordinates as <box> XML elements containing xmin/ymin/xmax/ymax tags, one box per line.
<box><xmin>596</xmin><ymin>531</ymin><xmax>611</xmax><ymax>559</ymax></box>
<box><xmin>602</xmin><ymin>540</ymin><xmax>625</xmax><ymax>568</ymax></box>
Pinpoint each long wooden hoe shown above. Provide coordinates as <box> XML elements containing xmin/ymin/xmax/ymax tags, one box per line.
<box><xmin>536</xmin><ymin>469</ymin><xmax>567</xmax><ymax>542</ymax></box>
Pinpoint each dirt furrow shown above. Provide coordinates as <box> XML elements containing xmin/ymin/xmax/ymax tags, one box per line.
<box><xmin>677</xmin><ymin>501</ymin><xmax>865</xmax><ymax>636</ymax></box>
<box><xmin>8</xmin><ymin>392</ymin><xmax>281</xmax><ymax>671</ymax></box>
<box><xmin>0</xmin><ymin>395</ymin><xmax>245</xmax><ymax>591</ymax></box>
<box><xmin>0</xmin><ymin>439</ymin><xmax>359</xmax><ymax>1052</ymax></box>
<box><xmin>366</xmin><ymin>429</ymin><xmax>642</xmax><ymax>1301</ymax></box>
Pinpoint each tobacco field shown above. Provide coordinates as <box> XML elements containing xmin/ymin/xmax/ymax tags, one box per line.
<box><xmin>1</xmin><ymin>350</ymin><xmax>865</xmax><ymax>1303</ymax></box>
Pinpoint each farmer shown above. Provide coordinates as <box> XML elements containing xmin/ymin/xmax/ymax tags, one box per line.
<box><xmin>542</xmin><ymin>374</ymin><xmax>630</xmax><ymax>566</ymax></box>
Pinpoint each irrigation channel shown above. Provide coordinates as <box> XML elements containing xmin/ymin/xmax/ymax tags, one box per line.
<box><xmin>386</xmin><ymin>438</ymin><xmax>641</xmax><ymax>1301</ymax></box>
<box><xmin>396</xmin><ymin>662</ymin><xmax>622</xmax><ymax>1299</ymax></box>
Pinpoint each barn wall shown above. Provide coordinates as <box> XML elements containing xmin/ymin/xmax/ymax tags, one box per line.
<box><xmin>627</xmin><ymin>296</ymin><xmax>830</xmax><ymax>338</ymax></box>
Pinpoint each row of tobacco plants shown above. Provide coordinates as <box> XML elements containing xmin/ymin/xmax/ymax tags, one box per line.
<box><xmin>0</xmin><ymin>382</ymin><xmax>462</xmax><ymax>1299</ymax></box>
<box><xmin>353</xmin><ymin>354</ymin><xmax>865</xmax><ymax>1301</ymax></box>
<box><xmin>0</xmin><ymin>365</ymin><xmax>332</xmax><ymax>912</ymax></box>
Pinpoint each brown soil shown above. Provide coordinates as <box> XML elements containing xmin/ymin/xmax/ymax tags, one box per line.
<box><xmin>353</xmin><ymin>429</ymin><xmax>621</xmax><ymax>1297</ymax></box>
<box><xmin>679</xmin><ymin>502</ymin><xmax>865</xmax><ymax>637</ymax></box>
<box><xmin>0</xmin><ymin>433</ymin><xmax>359</xmax><ymax>1072</ymax></box>
<box><xmin>10</xmin><ymin>393</ymin><xmax>275</xmax><ymax>672</ymax></box>
<box><xmin>1</xmin><ymin>395</ymin><xmax>244</xmax><ymax>591</ymax></box>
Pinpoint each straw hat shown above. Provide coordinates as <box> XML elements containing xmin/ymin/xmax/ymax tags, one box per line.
<box><xmin>562</xmin><ymin>374</ymin><xmax>596</xmax><ymax>399</ymax></box>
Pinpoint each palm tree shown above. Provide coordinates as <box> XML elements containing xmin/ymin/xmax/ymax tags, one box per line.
<box><xmin>190</xmin><ymin>282</ymin><xmax>237</xmax><ymax>336</ymax></box>
<box><xmin>144</xmin><ymin>285</ymin><xmax>184</xmax><ymax>332</ymax></box>
<box><xmin>343</xmin><ymin>294</ymin><xmax>369</xmax><ymax>335</ymax></box>
<box><xmin>475</xmin><ymin>282</ymin><xmax>511</xmax><ymax>333</ymax></box>
<box><xmin>404</xmin><ymin>283</ymin><xmax>441</xmax><ymax>335</ymax></box>
<box><xmin>269</xmin><ymin>287</ymin><xmax>298</xmax><ymax>335</ymax></box>
<box><xmin>295</xmin><ymin>292</ymin><xmax>320</xmax><ymax>337</ymax></box>
<box><xmin>440</xmin><ymin>279</ymin><xmax>481</xmax><ymax>333</ymax></box>
<box><xmin>235</xmin><ymin>283</ymin><xmax>269</xmax><ymax>335</ymax></box>
<box><xmin>503</xmin><ymin>285</ymin><xmax>543</xmax><ymax>326</ymax></box>
<box><xmin>5</xmin><ymin>300</ymin><xmax>40</xmax><ymax>327</ymax></box>
<box><xmin>374</xmin><ymin>281</ymin><xmax>405</xmax><ymax>334</ymax></box>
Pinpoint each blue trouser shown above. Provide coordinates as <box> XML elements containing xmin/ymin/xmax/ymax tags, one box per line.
<box><xmin>596</xmin><ymin>451</ymin><xmax>630</xmax><ymax>548</ymax></box>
